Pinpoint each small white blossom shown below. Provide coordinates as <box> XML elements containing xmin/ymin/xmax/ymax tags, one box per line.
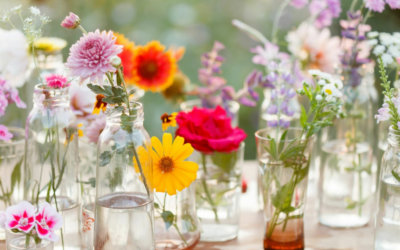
<box><xmin>308</xmin><ymin>69</ymin><xmax>321</xmax><ymax>76</ymax></box>
<box><xmin>381</xmin><ymin>53</ymin><xmax>394</xmax><ymax>66</ymax></box>
<box><xmin>368</xmin><ymin>39</ymin><xmax>378</xmax><ymax>46</ymax></box>
<box><xmin>367</xmin><ymin>31</ymin><xmax>379</xmax><ymax>38</ymax></box>
<box><xmin>373</xmin><ymin>45</ymin><xmax>386</xmax><ymax>56</ymax></box>
<box><xmin>322</xmin><ymin>83</ymin><xmax>342</xmax><ymax>101</ymax></box>
<box><xmin>316</xmin><ymin>95</ymin><xmax>323</xmax><ymax>101</ymax></box>
<box><xmin>393</xmin><ymin>32</ymin><xmax>400</xmax><ymax>40</ymax></box>
<box><xmin>318</xmin><ymin>79</ymin><xmax>326</xmax><ymax>86</ymax></box>
<box><xmin>319</xmin><ymin>72</ymin><xmax>333</xmax><ymax>81</ymax></box>
<box><xmin>29</xmin><ymin>7</ymin><xmax>40</xmax><ymax>16</ymax></box>
<box><xmin>334</xmin><ymin>79</ymin><xmax>343</xmax><ymax>89</ymax></box>
<box><xmin>380</xmin><ymin>33</ymin><xmax>394</xmax><ymax>46</ymax></box>
<box><xmin>388</xmin><ymin>45</ymin><xmax>400</xmax><ymax>58</ymax></box>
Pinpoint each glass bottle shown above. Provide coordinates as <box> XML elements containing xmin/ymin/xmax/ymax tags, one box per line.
<box><xmin>154</xmin><ymin>184</ymin><xmax>201</xmax><ymax>250</ymax></box>
<box><xmin>6</xmin><ymin>230</ymin><xmax>53</xmax><ymax>250</ymax></box>
<box><xmin>256</xmin><ymin>128</ymin><xmax>314</xmax><ymax>250</ymax></box>
<box><xmin>374</xmin><ymin>127</ymin><xmax>400</xmax><ymax>250</ymax></box>
<box><xmin>24</xmin><ymin>84</ymin><xmax>82</xmax><ymax>250</ymax></box>
<box><xmin>0</xmin><ymin>127</ymin><xmax>25</xmax><ymax>240</ymax></box>
<box><xmin>192</xmin><ymin>143</ymin><xmax>244</xmax><ymax>242</ymax></box>
<box><xmin>93</xmin><ymin>102</ymin><xmax>155</xmax><ymax>250</ymax></box>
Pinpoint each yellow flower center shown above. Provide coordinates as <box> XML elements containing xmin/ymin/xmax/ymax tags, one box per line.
<box><xmin>160</xmin><ymin>156</ymin><xmax>174</xmax><ymax>173</ymax></box>
<box><xmin>325</xmin><ymin>89</ymin><xmax>332</xmax><ymax>95</ymax></box>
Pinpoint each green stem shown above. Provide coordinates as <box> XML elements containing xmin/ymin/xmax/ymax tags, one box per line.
<box><xmin>25</xmin><ymin>234</ymin><xmax>30</xmax><ymax>248</ymax></box>
<box><xmin>0</xmin><ymin>179</ymin><xmax>10</xmax><ymax>207</ymax></box>
<box><xmin>271</xmin><ymin>0</ymin><xmax>291</xmax><ymax>44</ymax></box>
<box><xmin>201</xmin><ymin>154</ymin><xmax>208</xmax><ymax>176</ymax></box>
<box><xmin>362</xmin><ymin>9</ymin><xmax>372</xmax><ymax>25</ymax></box>
<box><xmin>173</xmin><ymin>223</ymin><xmax>188</xmax><ymax>246</ymax></box>
<box><xmin>358</xmin><ymin>154</ymin><xmax>363</xmax><ymax>217</ymax></box>
<box><xmin>31</xmin><ymin>45</ymin><xmax>44</xmax><ymax>86</ymax></box>
<box><xmin>350</xmin><ymin>0</ymin><xmax>359</xmax><ymax>12</ymax></box>
<box><xmin>201</xmin><ymin>153</ymin><xmax>219</xmax><ymax>223</ymax></box>
<box><xmin>78</xmin><ymin>25</ymin><xmax>88</xmax><ymax>35</ymax></box>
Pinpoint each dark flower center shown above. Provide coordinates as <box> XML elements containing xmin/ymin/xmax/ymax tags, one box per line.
<box><xmin>159</xmin><ymin>156</ymin><xmax>174</xmax><ymax>173</ymax></box>
<box><xmin>138</xmin><ymin>61</ymin><xmax>158</xmax><ymax>79</ymax></box>
<box><xmin>161</xmin><ymin>113</ymin><xmax>172</xmax><ymax>123</ymax></box>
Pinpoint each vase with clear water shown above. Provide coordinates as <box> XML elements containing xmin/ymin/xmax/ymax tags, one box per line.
<box><xmin>93</xmin><ymin>102</ymin><xmax>155</xmax><ymax>250</ymax></box>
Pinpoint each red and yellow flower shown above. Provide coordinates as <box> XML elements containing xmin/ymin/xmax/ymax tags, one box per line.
<box><xmin>131</xmin><ymin>41</ymin><xmax>177</xmax><ymax>92</ymax></box>
<box><xmin>114</xmin><ymin>32</ymin><xmax>136</xmax><ymax>84</ymax></box>
<box><xmin>93</xmin><ymin>94</ymin><xmax>107</xmax><ymax>114</ymax></box>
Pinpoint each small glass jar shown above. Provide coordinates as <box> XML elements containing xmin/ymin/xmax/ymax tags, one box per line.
<box><xmin>180</xmin><ymin>99</ymin><xmax>240</xmax><ymax>127</ymax></box>
<box><xmin>192</xmin><ymin>143</ymin><xmax>244</xmax><ymax>242</ymax></box>
<box><xmin>154</xmin><ymin>184</ymin><xmax>201</xmax><ymax>250</ymax></box>
<box><xmin>0</xmin><ymin>127</ymin><xmax>25</xmax><ymax>240</ymax></box>
<box><xmin>93</xmin><ymin>102</ymin><xmax>155</xmax><ymax>250</ymax></box>
<box><xmin>24</xmin><ymin>84</ymin><xmax>82</xmax><ymax>249</ymax></box>
<box><xmin>256</xmin><ymin>128</ymin><xmax>314</xmax><ymax>250</ymax></box>
<box><xmin>374</xmin><ymin>127</ymin><xmax>400</xmax><ymax>250</ymax></box>
<box><xmin>82</xmin><ymin>188</ymin><xmax>96</xmax><ymax>250</ymax></box>
<box><xmin>6</xmin><ymin>230</ymin><xmax>54</xmax><ymax>250</ymax></box>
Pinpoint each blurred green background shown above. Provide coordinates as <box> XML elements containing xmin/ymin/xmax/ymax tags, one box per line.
<box><xmin>1</xmin><ymin>0</ymin><xmax>399</xmax><ymax>159</ymax></box>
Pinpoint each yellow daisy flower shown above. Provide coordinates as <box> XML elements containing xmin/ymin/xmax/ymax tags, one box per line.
<box><xmin>160</xmin><ymin>112</ymin><xmax>177</xmax><ymax>131</ymax></box>
<box><xmin>151</xmin><ymin>133</ymin><xmax>198</xmax><ymax>195</ymax></box>
<box><xmin>34</xmin><ymin>37</ymin><xmax>67</xmax><ymax>52</ymax></box>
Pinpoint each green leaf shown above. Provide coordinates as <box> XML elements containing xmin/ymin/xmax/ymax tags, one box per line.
<box><xmin>392</xmin><ymin>170</ymin><xmax>400</xmax><ymax>183</ymax></box>
<box><xmin>300</xmin><ymin>106</ymin><xmax>307</xmax><ymax>128</ymax></box>
<box><xmin>278</xmin><ymin>130</ymin><xmax>288</xmax><ymax>156</ymax></box>
<box><xmin>268</xmin><ymin>138</ymin><xmax>278</xmax><ymax>160</ymax></box>
<box><xmin>111</xmin><ymin>86</ymin><xmax>126</xmax><ymax>97</ymax></box>
<box><xmin>87</xmin><ymin>83</ymin><xmax>113</xmax><ymax>96</ymax></box>
<box><xmin>280</xmin><ymin>145</ymin><xmax>305</xmax><ymax>161</ymax></box>
<box><xmin>154</xmin><ymin>202</ymin><xmax>160</xmax><ymax>209</ymax></box>
<box><xmin>128</xmin><ymin>88</ymin><xmax>137</xmax><ymax>96</ymax></box>
<box><xmin>211</xmin><ymin>152</ymin><xmax>237</xmax><ymax>174</ymax></box>
<box><xmin>10</xmin><ymin>158</ymin><xmax>23</xmax><ymax>194</ymax></box>
<box><xmin>281</xmin><ymin>206</ymin><xmax>297</xmax><ymax>214</ymax></box>
<box><xmin>295</xmin><ymin>166</ymin><xmax>309</xmax><ymax>184</ymax></box>
<box><xmin>99</xmin><ymin>151</ymin><xmax>113</xmax><ymax>167</ymax></box>
<box><xmin>161</xmin><ymin>211</ymin><xmax>175</xmax><ymax>230</ymax></box>
<box><xmin>88</xmin><ymin>177</ymin><xmax>96</xmax><ymax>188</ymax></box>
<box><xmin>271</xmin><ymin>182</ymin><xmax>294</xmax><ymax>211</ymax></box>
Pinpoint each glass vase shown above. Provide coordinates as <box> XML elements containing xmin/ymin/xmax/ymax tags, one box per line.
<box><xmin>93</xmin><ymin>102</ymin><xmax>155</xmax><ymax>250</ymax></box>
<box><xmin>374</xmin><ymin>127</ymin><xmax>400</xmax><ymax>249</ymax></box>
<box><xmin>82</xmin><ymin>188</ymin><xmax>96</xmax><ymax>250</ymax></box>
<box><xmin>0</xmin><ymin>127</ymin><xmax>25</xmax><ymax>240</ymax></box>
<box><xmin>256</xmin><ymin>128</ymin><xmax>314</xmax><ymax>250</ymax></box>
<box><xmin>154</xmin><ymin>184</ymin><xmax>200</xmax><ymax>250</ymax></box>
<box><xmin>6</xmin><ymin>230</ymin><xmax>54</xmax><ymax>250</ymax></box>
<box><xmin>180</xmin><ymin>99</ymin><xmax>240</xmax><ymax>127</ymax></box>
<box><xmin>318</xmin><ymin>65</ymin><xmax>378</xmax><ymax>228</ymax></box>
<box><xmin>192</xmin><ymin>143</ymin><xmax>244</xmax><ymax>242</ymax></box>
<box><xmin>24</xmin><ymin>84</ymin><xmax>82</xmax><ymax>250</ymax></box>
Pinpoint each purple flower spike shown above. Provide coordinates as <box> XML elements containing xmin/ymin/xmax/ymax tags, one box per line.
<box><xmin>280</xmin><ymin>101</ymin><xmax>288</xmax><ymax>111</ymax></box>
<box><xmin>267</xmin><ymin>120</ymin><xmax>278</xmax><ymax>128</ymax></box>
<box><xmin>259</xmin><ymin>76</ymin><xmax>275</xmax><ymax>89</ymax></box>
<box><xmin>267</xmin><ymin>72</ymin><xmax>278</xmax><ymax>83</ymax></box>
<box><xmin>215</xmin><ymin>55</ymin><xmax>225</xmax><ymax>62</ymax></box>
<box><xmin>347</xmin><ymin>10</ymin><xmax>361</xmax><ymax>20</ymax></box>
<box><xmin>267</xmin><ymin>105</ymin><xmax>278</xmax><ymax>114</ymax></box>
<box><xmin>285</xmin><ymin>88</ymin><xmax>296</xmax><ymax>100</ymax></box>
<box><xmin>238</xmin><ymin>96</ymin><xmax>256</xmax><ymax>107</ymax></box>
<box><xmin>221</xmin><ymin>86</ymin><xmax>235</xmax><ymax>101</ymax></box>
<box><xmin>245</xmin><ymin>70</ymin><xmax>261</xmax><ymax>88</ymax></box>
<box><xmin>268</xmin><ymin>61</ymin><xmax>278</xmax><ymax>71</ymax></box>
<box><xmin>341</xmin><ymin>30</ymin><xmax>356</xmax><ymax>40</ymax></box>
<box><xmin>248</xmin><ymin>88</ymin><xmax>259</xmax><ymax>102</ymax></box>
<box><xmin>213</xmin><ymin>41</ymin><xmax>225</xmax><ymax>52</ymax></box>
<box><xmin>280</xmin><ymin>87</ymin><xmax>287</xmax><ymax>96</ymax></box>
<box><xmin>279</xmin><ymin>119</ymin><xmax>290</xmax><ymax>129</ymax></box>
<box><xmin>271</xmin><ymin>90</ymin><xmax>277</xmax><ymax>101</ymax></box>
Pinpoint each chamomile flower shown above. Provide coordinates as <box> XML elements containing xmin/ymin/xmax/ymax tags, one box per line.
<box><xmin>322</xmin><ymin>83</ymin><xmax>342</xmax><ymax>101</ymax></box>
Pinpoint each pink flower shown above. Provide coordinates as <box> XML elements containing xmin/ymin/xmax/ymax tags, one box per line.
<box><xmin>65</xmin><ymin>30</ymin><xmax>123</xmax><ymax>86</ymax></box>
<box><xmin>291</xmin><ymin>0</ymin><xmax>309</xmax><ymax>8</ymax></box>
<box><xmin>365</xmin><ymin>0</ymin><xmax>386</xmax><ymax>12</ymax></box>
<box><xmin>61</xmin><ymin>12</ymin><xmax>81</xmax><ymax>29</ymax></box>
<box><xmin>9</xmin><ymin>88</ymin><xmax>26</xmax><ymax>109</ymax></box>
<box><xmin>5</xmin><ymin>201</ymin><xmax>35</xmax><ymax>233</ymax></box>
<box><xmin>250</xmin><ymin>42</ymin><xmax>289</xmax><ymax>66</ymax></box>
<box><xmin>86</xmin><ymin>116</ymin><xmax>106</xmax><ymax>143</ymax></box>
<box><xmin>386</xmin><ymin>0</ymin><xmax>400</xmax><ymax>9</ymax></box>
<box><xmin>0</xmin><ymin>94</ymin><xmax>8</xmax><ymax>117</ymax></box>
<box><xmin>0</xmin><ymin>211</ymin><xmax>6</xmax><ymax>229</ymax></box>
<box><xmin>35</xmin><ymin>202</ymin><xmax>63</xmax><ymax>242</ymax></box>
<box><xmin>175</xmin><ymin>106</ymin><xmax>247</xmax><ymax>153</ymax></box>
<box><xmin>375</xmin><ymin>103</ymin><xmax>390</xmax><ymax>123</ymax></box>
<box><xmin>69</xmin><ymin>82</ymin><xmax>96</xmax><ymax>119</ymax></box>
<box><xmin>0</xmin><ymin>125</ymin><xmax>13</xmax><ymax>141</ymax></box>
<box><xmin>45</xmin><ymin>74</ymin><xmax>69</xmax><ymax>89</ymax></box>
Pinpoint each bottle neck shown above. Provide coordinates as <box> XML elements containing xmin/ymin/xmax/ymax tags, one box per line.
<box><xmin>105</xmin><ymin>102</ymin><xmax>144</xmax><ymax>126</ymax></box>
<box><xmin>33</xmin><ymin>84</ymin><xmax>70</xmax><ymax>108</ymax></box>
<box><xmin>33</xmin><ymin>50</ymin><xmax>64</xmax><ymax>71</ymax></box>
<box><xmin>388</xmin><ymin>126</ymin><xmax>400</xmax><ymax>148</ymax></box>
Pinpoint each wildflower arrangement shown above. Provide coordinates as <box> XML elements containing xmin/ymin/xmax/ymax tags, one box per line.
<box><xmin>0</xmin><ymin>201</ymin><xmax>62</xmax><ymax>245</ymax></box>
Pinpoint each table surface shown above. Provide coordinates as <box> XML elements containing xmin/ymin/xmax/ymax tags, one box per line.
<box><xmin>0</xmin><ymin>161</ymin><xmax>374</xmax><ymax>250</ymax></box>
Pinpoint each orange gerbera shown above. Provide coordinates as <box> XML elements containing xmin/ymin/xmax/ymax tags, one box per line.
<box><xmin>114</xmin><ymin>32</ymin><xmax>136</xmax><ymax>84</ymax></box>
<box><xmin>132</xmin><ymin>41</ymin><xmax>177</xmax><ymax>92</ymax></box>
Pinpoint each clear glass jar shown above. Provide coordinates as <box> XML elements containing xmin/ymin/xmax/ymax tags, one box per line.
<box><xmin>192</xmin><ymin>143</ymin><xmax>244</xmax><ymax>242</ymax></box>
<box><xmin>374</xmin><ymin>127</ymin><xmax>400</xmax><ymax>249</ymax></box>
<box><xmin>82</xmin><ymin>188</ymin><xmax>96</xmax><ymax>250</ymax></box>
<box><xmin>318</xmin><ymin>65</ymin><xmax>378</xmax><ymax>228</ymax></box>
<box><xmin>256</xmin><ymin>128</ymin><xmax>314</xmax><ymax>250</ymax></box>
<box><xmin>6</xmin><ymin>230</ymin><xmax>54</xmax><ymax>250</ymax></box>
<box><xmin>154</xmin><ymin>184</ymin><xmax>200</xmax><ymax>250</ymax></box>
<box><xmin>24</xmin><ymin>84</ymin><xmax>82</xmax><ymax>250</ymax></box>
<box><xmin>93</xmin><ymin>102</ymin><xmax>155</xmax><ymax>250</ymax></box>
<box><xmin>180</xmin><ymin>99</ymin><xmax>240</xmax><ymax>127</ymax></box>
<box><xmin>0</xmin><ymin>127</ymin><xmax>25</xmax><ymax>240</ymax></box>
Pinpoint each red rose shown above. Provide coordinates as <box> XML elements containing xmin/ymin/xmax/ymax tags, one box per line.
<box><xmin>175</xmin><ymin>106</ymin><xmax>247</xmax><ymax>153</ymax></box>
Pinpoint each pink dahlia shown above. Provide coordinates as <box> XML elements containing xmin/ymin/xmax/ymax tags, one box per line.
<box><xmin>45</xmin><ymin>74</ymin><xmax>69</xmax><ymax>89</ymax></box>
<box><xmin>65</xmin><ymin>30</ymin><xmax>123</xmax><ymax>86</ymax></box>
<box><xmin>86</xmin><ymin>116</ymin><xmax>106</xmax><ymax>143</ymax></box>
<box><xmin>365</xmin><ymin>0</ymin><xmax>386</xmax><ymax>12</ymax></box>
<box><xmin>61</xmin><ymin>12</ymin><xmax>81</xmax><ymax>29</ymax></box>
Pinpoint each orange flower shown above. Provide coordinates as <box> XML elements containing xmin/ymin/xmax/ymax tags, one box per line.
<box><xmin>93</xmin><ymin>94</ymin><xmax>107</xmax><ymax>114</ymax></box>
<box><xmin>114</xmin><ymin>32</ymin><xmax>136</xmax><ymax>84</ymax></box>
<box><xmin>132</xmin><ymin>41</ymin><xmax>177</xmax><ymax>92</ymax></box>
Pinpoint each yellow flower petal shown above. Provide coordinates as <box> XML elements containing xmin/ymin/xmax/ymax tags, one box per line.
<box><xmin>163</xmin><ymin>133</ymin><xmax>173</xmax><ymax>156</ymax></box>
<box><xmin>173</xmin><ymin>144</ymin><xmax>194</xmax><ymax>162</ymax></box>
<box><xmin>170</xmin><ymin>136</ymin><xmax>185</xmax><ymax>158</ymax></box>
<box><xmin>151</xmin><ymin>149</ymin><xmax>161</xmax><ymax>162</ymax></box>
<box><xmin>165</xmin><ymin>174</ymin><xmax>177</xmax><ymax>195</ymax></box>
<box><xmin>171</xmin><ymin>169</ymin><xmax>192</xmax><ymax>188</ymax></box>
<box><xmin>174</xmin><ymin>161</ymin><xmax>199</xmax><ymax>175</ymax></box>
<box><xmin>151</xmin><ymin>136</ymin><xmax>164</xmax><ymax>157</ymax></box>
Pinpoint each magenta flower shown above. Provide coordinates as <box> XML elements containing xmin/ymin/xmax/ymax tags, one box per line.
<box><xmin>35</xmin><ymin>202</ymin><xmax>63</xmax><ymax>242</ymax></box>
<box><xmin>0</xmin><ymin>211</ymin><xmax>5</xmax><ymax>229</ymax></box>
<box><xmin>0</xmin><ymin>94</ymin><xmax>8</xmax><ymax>117</ymax></box>
<box><xmin>0</xmin><ymin>125</ymin><xmax>13</xmax><ymax>141</ymax></box>
<box><xmin>65</xmin><ymin>30</ymin><xmax>123</xmax><ymax>86</ymax></box>
<box><xmin>9</xmin><ymin>89</ymin><xmax>26</xmax><ymax>109</ymax></box>
<box><xmin>291</xmin><ymin>0</ymin><xmax>309</xmax><ymax>8</ymax></box>
<box><xmin>61</xmin><ymin>12</ymin><xmax>81</xmax><ymax>29</ymax></box>
<box><xmin>365</xmin><ymin>0</ymin><xmax>386</xmax><ymax>12</ymax></box>
<box><xmin>386</xmin><ymin>0</ymin><xmax>400</xmax><ymax>9</ymax></box>
<box><xmin>86</xmin><ymin>116</ymin><xmax>106</xmax><ymax>143</ymax></box>
<box><xmin>45</xmin><ymin>74</ymin><xmax>69</xmax><ymax>89</ymax></box>
<box><xmin>4</xmin><ymin>201</ymin><xmax>35</xmax><ymax>233</ymax></box>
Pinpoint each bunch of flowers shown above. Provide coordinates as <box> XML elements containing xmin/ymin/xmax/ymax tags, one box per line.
<box><xmin>369</xmin><ymin>32</ymin><xmax>400</xmax><ymax>68</ymax></box>
<box><xmin>0</xmin><ymin>201</ymin><xmax>63</xmax><ymax>244</ymax></box>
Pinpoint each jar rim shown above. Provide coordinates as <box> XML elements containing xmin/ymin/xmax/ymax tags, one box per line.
<box><xmin>255</xmin><ymin>127</ymin><xmax>314</xmax><ymax>142</ymax></box>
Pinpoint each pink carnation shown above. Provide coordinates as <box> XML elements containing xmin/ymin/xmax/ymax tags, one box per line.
<box><xmin>45</xmin><ymin>74</ymin><xmax>69</xmax><ymax>89</ymax></box>
<box><xmin>65</xmin><ymin>30</ymin><xmax>123</xmax><ymax>86</ymax></box>
<box><xmin>0</xmin><ymin>125</ymin><xmax>12</xmax><ymax>141</ymax></box>
<box><xmin>365</xmin><ymin>0</ymin><xmax>386</xmax><ymax>12</ymax></box>
<box><xmin>61</xmin><ymin>12</ymin><xmax>81</xmax><ymax>29</ymax></box>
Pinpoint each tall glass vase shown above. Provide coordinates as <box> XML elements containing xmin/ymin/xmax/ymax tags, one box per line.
<box><xmin>24</xmin><ymin>84</ymin><xmax>82</xmax><ymax>250</ymax></box>
<box><xmin>154</xmin><ymin>184</ymin><xmax>201</xmax><ymax>250</ymax></box>
<box><xmin>256</xmin><ymin>128</ymin><xmax>314</xmax><ymax>250</ymax></box>
<box><xmin>374</xmin><ymin>127</ymin><xmax>400</xmax><ymax>249</ymax></box>
<box><xmin>318</xmin><ymin>65</ymin><xmax>378</xmax><ymax>228</ymax></box>
<box><xmin>192</xmin><ymin>143</ymin><xmax>244</xmax><ymax>242</ymax></box>
<box><xmin>0</xmin><ymin>127</ymin><xmax>25</xmax><ymax>240</ymax></box>
<box><xmin>93</xmin><ymin>102</ymin><xmax>155</xmax><ymax>250</ymax></box>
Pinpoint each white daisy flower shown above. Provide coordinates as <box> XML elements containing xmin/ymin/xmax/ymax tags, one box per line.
<box><xmin>319</xmin><ymin>72</ymin><xmax>333</xmax><ymax>81</ymax></box>
<box><xmin>318</xmin><ymin>79</ymin><xmax>326</xmax><ymax>86</ymax></box>
<box><xmin>322</xmin><ymin>83</ymin><xmax>342</xmax><ymax>101</ymax></box>
<box><xmin>380</xmin><ymin>33</ymin><xmax>394</xmax><ymax>46</ymax></box>
<box><xmin>308</xmin><ymin>69</ymin><xmax>321</xmax><ymax>76</ymax></box>
<box><xmin>368</xmin><ymin>39</ymin><xmax>378</xmax><ymax>46</ymax></box>
<box><xmin>388</xmin><ymin>45</ymin><xmax>400</xmax><ymax>58</ymax></box>
<box><xmin>373</xmin><ymin>45</ymin><xmax>386</xmax><ymax>56</ymax></box>
<box><xmin>367</xmin><ymin>31</ymin><xmax>379</xmax><ymax>38</ymax></box>
<box><xmin>381</xmin><ymin>53</ymin><xmax>394</xmax><ymax>66</ymax></box>
<box><xmin>334</xmin><ymin>79</ymin><xmax>343</xmax><ymax>89</ymax></box>
<box><xmin>316</xmin><ymin>95</ymin><xmax>323</xmax><ymax>101</ymax></box>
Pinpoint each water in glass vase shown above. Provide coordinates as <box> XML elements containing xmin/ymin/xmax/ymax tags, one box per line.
<box><xmin>83</xmin><ymin>203</ymin><xmax>95</xmax><ymax>250</ymax></box>
<box><xmin>94</xmin><ymin>192</ymin><xmax>155</xmax><ymax>250</ymax></box>
<box><xmin>264</xmin><ymin>218</ymin><xmax>304</xmax><ymax>250</ymax></box>
<box><xmin>374</xmin><ymin>175</ymin><xmax>400</xmax><ymax>250</ymax></box>
<box><xmin>319</xmin><ymin>139</ymin><xmax>375</xmax><ymax>228</ymax></box>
